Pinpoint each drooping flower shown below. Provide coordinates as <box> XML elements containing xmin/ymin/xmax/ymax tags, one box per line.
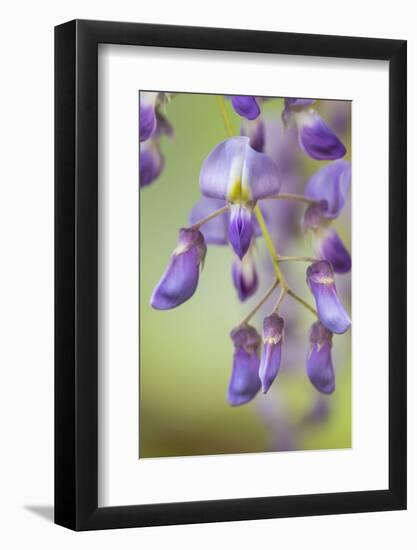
<box><xmin>259</xmin><ymin>314</ymin><xmax>284</xmax><ymax>393</ymax></box>
<box><xmin>240</xmin><ymin>118</ymin><xmax>265</xmax><ymax>152</ymax></box>
<box><xmin>313</xmin><ymin>227</ymin><xmax>351</xmax><ymax>274</ymax></box>
<box><xmin>232</xmin><ymin>252</ymin><xmax>259</xmax><ymax>301</ymax></box>
<box><xmin>306</xmin><ymin>260</ymin><xmax>351</xmax><ymax>334</ymax></box>
<box><xmin>306</xmin><ymin>321</ymin><xmax>335</xmax><ymax>394</ymax></box>
<box><xmin>139</xmin><ymin>141</ymin><xmax>164</xmax><ymax>188</ymax></box>
<box><xmin>139</xmin><ymin>92</ymin><xmax>159</xmax><ymax>142</ymax></box>
<box><xmin>294</xmin><ymin>109</ymin><xmax>346</xmax><ymax>160</ymax></box>
<box><xmin>228</xmin><ymin>324</ymin><xmax>261</xmax><ymax>406</ymax></box>
<box><xmin>304</xmin><ymin>160</ymin><xmax>351</xmax><ymax>220</ymax></box>
<box><xmin>230</xmin><ymin>95</ymin><xmax>260</xmax><ymax>120</ymax></box>
<box><xmin>150</xmin><ymin>228</ymin><xmax>206</xmax><ymax>310</ymax></box>
<box><xmin>199</xmin><ymin>136</ymin><xmax>281</xmax><ymax>258</ymax></box>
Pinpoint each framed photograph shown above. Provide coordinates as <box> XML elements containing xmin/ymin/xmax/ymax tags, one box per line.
<box><xmin>55</xmin><ymin>19</ymin><xmax>407</xmax><ymax>530</ymax></box>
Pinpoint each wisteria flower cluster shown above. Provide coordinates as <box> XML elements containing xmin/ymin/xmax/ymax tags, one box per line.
<box><xmin>140</xmin><ymin>92</ymin><xmax>351</xmax><ymax>407</ymax></box>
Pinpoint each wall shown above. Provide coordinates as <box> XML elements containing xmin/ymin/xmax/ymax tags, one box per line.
<box><xmin>0</xmin><ymin>1</ymin><xmax>414</xmax><ymax>548</ymax></box>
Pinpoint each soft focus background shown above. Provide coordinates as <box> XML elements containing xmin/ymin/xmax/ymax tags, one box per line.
<box><xmin>139</xmin><ymin>93</ymin><xmax>351</xmax><ymax>458</ymax></box>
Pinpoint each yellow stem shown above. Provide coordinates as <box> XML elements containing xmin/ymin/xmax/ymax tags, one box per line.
<box><xmin>240</xmin><ymin>280</ymin><xmax>279</xmax><ymax>326</ymax></box>
<box><xmin>253</xmin><ymin>205</ymin><xmax>289</xmax><ymax>290</ymax></box>
<box><xmin>191</xmin><ymin>205</ymin><xmax>229</xmax><ymax>229</ymax></box>
<box><xmin>216</xmin><ymin>96</ymin><xmax>235</xmax><ymax>137</ymax></box>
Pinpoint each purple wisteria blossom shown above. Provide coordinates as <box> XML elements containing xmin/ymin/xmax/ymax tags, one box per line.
<box><xmin>228</xmin><ymin>324</ymin><xmax>262</xmax><ymax>406</ymax></box>
<box><xmin>231</xmin><ymin>95</ymin><xmax>260</xmax><ymax>120</ymax></box>
<box><xmin>306</xmin><ymin>322</ymin><xmax>335</xmax><ymax>394</ymax></box>
<box><xmin>307</xmin><ymin>260</ymin><xmax>351</xmax><ymax>334</ymax></box>
<box><xmin>232</xmin><ymin>253</ymin><xmax>259</xmax><ymax>301</ymax></box>
<box><xmin>313</xmin><ymin>228</ymin><xmax>351</xmax><ymax>274</ymax></box>
<box><xmin>199</xmin><ymin>136</ymin><xmax>281</xmax><ymax>259</ymax></box>
<box><xmin>304</xmin><ymin>160</ymin><xmax>352</xmax><ymax>273</ymax></box>
<box><xmin>139</xmin><ymin>141</ymin><xmax>164</xmax><ymax>188</ymax></box>
<box><xmin>151</xmin><ymin>228</ymin><xmax>206</xmax><ymax>310</ymax></box>
<box><xmin>147</xmin><ymin>92</ymin><xmax>351</xmax><ymax>414</ymax></box>
<box><xmin>259</xmin><ymin>314</ymin><xmax>284</xmax><ymax>393</ymax></box>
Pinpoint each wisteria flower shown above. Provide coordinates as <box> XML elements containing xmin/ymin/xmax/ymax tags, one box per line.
<box><xmin>259</xmin><ymin>314</ymin><xmax>284</xmax><ymax>393</ymax></box>
<box><xmin>199</xmin><ymin>136</ymin><xmax>281</xmax><ymax>258</ymax></box>
<box><xmin>151</xmin><ymin>228</ymin><xmax>206</xmax><ymax>310</ymax></box>
<box><xmin>306</xmin><ymin>321</ymin><xmax>335</xmax><ymax>394</ymax></box>
<box><xmin>306</xmin><ymin>260</ymin><xmax>351</xmax><ymax>334</ymax></box>
<box><xmin>294</xmin><ymin>109</ymin><xmax>346</xmax><ymax>160</ymax></box>
<box><xmin>232</xmin><ymin>252</ymin><xmax>259</xmax><ymax>301</ymax></box>
<box><xmin>230</xmin><ymin>95</ymin><xmax>260</xmax><ymax>120</ymax></box>
<box><xmin>139</xmin><ymin>92</ymin><xmax>159</xmax><ymax>142</ymax></box>
<box><xmin>139</xmin><ymin>141</ymin><xmax>164</xmax><ymax>188</ymax></box>
<box><xmin>313</xmin><ymin>228</ymin><xmax>351</xmax><ymax>274</ymax></box>
<box><xmin>240</xmin><ymin>118</ymin><xmax>265</xmax><ymax>153</ymax></box>
<box><xmin>304</xmin><ymin>160</ymin><xmax>351</xmax><ymax>220</ymax></box>
<box><xmin>228</xmin><ymin>324</ymin><xmax>262</xmax><ymax>406</ymax></box>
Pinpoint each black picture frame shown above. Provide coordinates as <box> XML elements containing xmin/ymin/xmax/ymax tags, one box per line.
<box><xmin>55</xmin><ymin>19</ymin><xmax>407</xmax><ymax>531</ymax></box>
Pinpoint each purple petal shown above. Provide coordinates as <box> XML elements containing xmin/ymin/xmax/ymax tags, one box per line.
<box><xmin>199</xmin><ymin>137</ymin><xmax>281</xmax><ymax>202</ymax></box>
<box><xmin>231</xmin><ymin>96</ymin><xmax>260</xmax><ymax>120</ymax></box>
<box><xmin>228</xmin><ymin>325</ymin><xmax>261</xmax><ymax>406</ymax></box>
<box><xmin>307</xmin><ymin>261</ymin><xmax>351</xmax><ymax>334</ymax></box>
<box><xmin>139</xmin><ymin>142</ymin><xmax>164</xmax><ymax>187</ymax></box>
<box><xmin>189</xmin><ymin>197</ymin><xmax>229</xmax><ymax>245</ymax></box>
<box><xmin>302</xmin><ymin>201</ymin><xmax>328</xmax><ymax>231</ymax></box>
<box><xmin>296</xmin><ymin>111</ymin><xmax>346</xmax><ymax>160</ymax></box>
<box><xmin>285</xmin><ymin>98</ymin><xmax>316</xmax><ymax>109</ymax></box>
<box><xmin>306</xmin><ymin>322</ymin><xmax>335</xmax><ymax>394</ymax></box>
<box><xmin>228</xmin><ymin>205</ymin><xmax>254</xmax><ymax>259</ymax></box>
<box><xmin>150</xmin><ymin>229</ymin><xmax>206</xmax><ymax>310</ymax></box>
<box><xmin>231</xmin><ymin>253</ymin><xmax>259</xmax><ymax>301</ymax></box>
<box><xmin>314</xmin><ymin>228</ymin><xmax>351</xmax><ymax>273</ymax></box>
<box><xmin>304</xmin><ymin>160</ymin><xmax>351</xmax><ymax>219</ymax></box>
<box><xmin>139</xmin><ymin>93</ymin><xmax>158</xmax><ymax>142</ymax></box>
<box><xmin>259</xmin><ymin>314</ymin><xmax>284</xmax><ymax>393</ymax></box>
<box><xmin>240</xmin><ymin>119</ymin><xmax>265</xmax><ymax>153</ymax></box>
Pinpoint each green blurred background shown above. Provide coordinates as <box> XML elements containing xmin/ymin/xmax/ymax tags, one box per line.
<box><xmin>139</xmin><ymin>94</ymin><xmax>351</xmax><ymax>458</ymax></box>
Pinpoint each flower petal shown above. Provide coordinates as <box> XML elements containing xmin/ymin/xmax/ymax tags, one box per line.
<box><xmin>150</xmin><ymin>229</ymin><xmax>206</xmax><ymax>310</ymax></box>
<box><xmin>189</xmin><ymin>197</ymin><xmax>229</xmax><ymax>245</ymax></box>
<box><xmin>228</xmin><ymin>325</ymin><xmax>261</xmax><ymax>406</ymax></box>
<box><xmin>232</xmin><ymin>252</ymin><xmax>259</xmax><ymax>301</ymax></box>
<box><xmin>139</xmin><ymin>92</ymin><xmax>158</xmax><ymax>142</ymax></box>
<box><xmin>259</xmin><ymin>314</ymin><xmax>284</xmax><ymax>393</ymax></box>
<box><xmin>306</xmin><ymin>322</ymin><xmax>335</xmax><ymax>394</ymax></box>
<box><xmin>296</xmin><ymin>111</ymin><xmax>346</xmax><ymax>160</ymax></box>
<box><xmin>307</xmin><ymin>261</ymin><xmax>351</xmax><ymax>334</ymax></box>
<box><xmin>304</xmin><ymin>160</ymin><xmax>351</xmax><ymax>219</ymax></box>
<box><xmin>240</xmin><ymin>118</ymin><xmax>265</xmax><ymax>153</ymax></box>
<box><xmin>231</xmin><ymin>96</ymin><xmax>260</xmax><ymax>120</ymax></box>
<box><xmin>314</xmin><ymin>228</ymin><xmax>351</xmax><ymax>273</ymax></box>
<box><xmin>228</xmin><ymin>204</ymin><xmax>254</xmax><ymax>259</ymax></box>
<box><xmin>139</xmin><ymin>141</ymin><xmax>164</xmax><ymax>187</ymax></box>
<box><xmin>200</xmin><ymin>137</ymin><xmax>281</xmax><ymax>201</ymax></box>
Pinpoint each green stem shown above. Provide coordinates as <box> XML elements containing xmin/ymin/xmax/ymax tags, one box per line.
<box><xmin>216</xmin><ymin>96</ymin><xmax>235</xmax><ymax>137</ymax></box>
<box><xmin>240</xmin><ymin>280</ymin><xmax>279</xmax><ymax>326</ymax></box>
<box><xmin>279</xmin><ymin>255</ymin><xmax>317</xmax><ymax>263</ymax></box>
<box><xmin>191</xmin><ymin>205</ymin><xmax>229</xmax><ymax>229</ymax></box>
<box><xmin>268</xmin><ymin>193</ymin><xmax>315</xmax><ymax>205</ymax></box>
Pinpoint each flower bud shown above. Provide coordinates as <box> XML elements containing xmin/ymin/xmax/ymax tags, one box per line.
<box><xmin>228</xmin><ymin>325</ymin><xmax>261</xmax><ymax>406</ymax></box>
<box><xmin>150</xmin><ymin>228</ymin><xmax>206</xmax><ymax>310</ymax></box>
<box><xmin>232</xmin><ymin>253</ymin><xmax>259</xmax><ymax>301</ymax></box>
<box><xmin>306</xmin><ymin>322</ymin><xmax>335</xmax><ymax>394</ymax></box>
<box><xmin>295</xmin><ymin>110</ymin><xmax>346</xmax><ymax>160</ymax></box>
<box><xmin>259</xmin><ymin>314</ymin><xmax>284</xmax><ymax>393</ymax></box>
<box><xmin>314</xmin><ymin>228</ymin><xmax>351</xmax><ymax>274</ymax></box>
<box><xmin>231</xmin><ymin>95</ymin><xmax>260</xmax><ymax>120</ymax></box>
<box><xmin>139</xmin><ymin>141</ymin><xmax>164</xmax><ymax>187</ymax></box>
<box><xmin>306</xmin><ymin>260</ymin><xmax>351</xmax><ymax>334</ymax></box>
